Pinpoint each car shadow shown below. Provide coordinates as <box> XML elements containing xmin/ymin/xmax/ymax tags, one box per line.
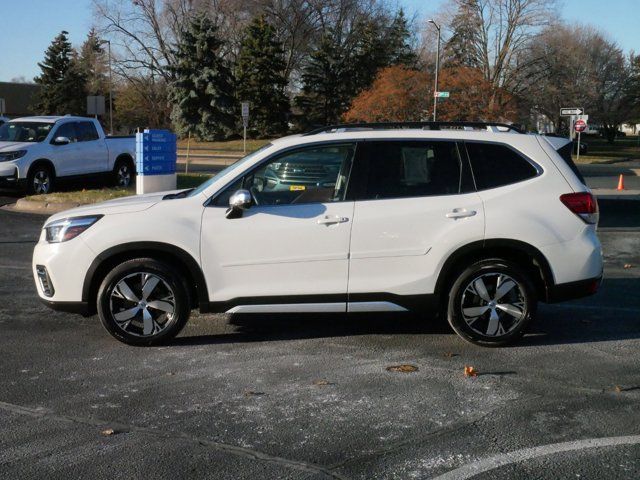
<box><xmin>171</xmin><ymin>277</ymin><xmax>640</xmax><ymax>348</ymax></box>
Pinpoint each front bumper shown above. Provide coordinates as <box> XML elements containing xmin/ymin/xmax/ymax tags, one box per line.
<box><xmin>39</xmin><ymin>298</ymin><xmax>91</xmax><ymax>316</ymax></box>
<box><xmin>0</xmin><ymin>166</ymin><xmax>24</xmax><ymax>188</ymax></box>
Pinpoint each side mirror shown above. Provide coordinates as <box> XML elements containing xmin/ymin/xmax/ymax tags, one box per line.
<box><xmin>225</xmin><ymin>189</ymin><xmax>252</xmax><ymax>219</ymax></box>
<box><xmin>53</xmin><ymin>136</ymin><xmax>71</xmax><ymax>145</ymax></box>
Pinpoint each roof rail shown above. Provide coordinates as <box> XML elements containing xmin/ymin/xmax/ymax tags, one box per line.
<box><xmin>303</xmin><ymin>121</ymin><xmax>525</xmax><ymax>136</ymax></box>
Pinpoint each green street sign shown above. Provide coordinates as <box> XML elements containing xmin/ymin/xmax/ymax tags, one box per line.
<box><xmin>434</xmin><ymin>91</ymin><xmax>450</xmax><ymax>98</ymax></box>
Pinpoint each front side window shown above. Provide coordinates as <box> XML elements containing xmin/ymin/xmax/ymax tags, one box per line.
<box><xmin>76</xmin><ymin>122</ymin><xmax>99</xmax><ymax>142</ymax></box>
<box><xmin>214</xmin><ymin>143</ymin><xmax>356</xmax><ymax>206</ymax></box>
<box><xmin>53</xmin><ymin>122</ymin><xmax>78</xmax><ymax>143</ymax></box>
<box><xmin>466</xmin><ymin>142</ymin><xmax>538</xmax><ymax>190</ymax></box>
<box><xmin>0</xmin><ymin>122</ymin><xmax>53</xmax><ymax>142</ymax></box>
<box><xmin>360</xmin><ymin>141</ymin><xmax>462</xmax><ymax>200</ymax></box>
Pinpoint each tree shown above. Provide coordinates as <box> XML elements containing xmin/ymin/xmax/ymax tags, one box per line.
<box><xmin>236</xmin><ymin>15</ymin><xmax>290</xmax><ymax>138</ymax></box>
<box><xmin>168</xmin><ymin>13</ymin><xmax>236</xmax><ymax>141</ymax></box>
<box><xmin>114</xmin><ymin>76</ymin><xmax>171</xmax><ymax>130</ymax></box>
<box><xmin>343</xmin><ymin>65</ymin><xmax>430</xmax><ymax>122</ymax></box>
<box><xmin>386</xmin><ymin>8</ymin><xmax>418</xmax><ymax>67</ymax></box>
<box><xmin>79</xmin><ymin>28</ymin><xmax>109</xmax><ymax>96</ymax></box>
<box><xmin>344</xmin><ymin>65</ymin><xmax>514</xmax><ymax>123</ymax></box>
<box><xmin>445</xmin><ymin>0</ymin><xmax>482</xmax><ymax>68</ymax></box>
<box><xmin>33</xmin><ymin>31</ymin><xmax>87</xmax><ymax>115</ymax></box>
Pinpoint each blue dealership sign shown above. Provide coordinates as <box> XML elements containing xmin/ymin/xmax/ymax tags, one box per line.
<box><xmin>135</xmin><ymin>129</ymin><xmax>177</xmax><ymax>176</ymax></box>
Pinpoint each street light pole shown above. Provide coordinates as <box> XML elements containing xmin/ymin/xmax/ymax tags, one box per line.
<box><xmin>428</xmin><ymin>19</ymin><xmax>441</xmax><ymax>122</ymax></box>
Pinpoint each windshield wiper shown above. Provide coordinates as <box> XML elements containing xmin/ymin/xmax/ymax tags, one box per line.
<box><xmin>162</xmin><ymin>188</ymin><xmax>194</xmax><ymax>200</ymax></box>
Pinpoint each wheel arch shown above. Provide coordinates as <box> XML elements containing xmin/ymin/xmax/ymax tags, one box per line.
<box><xmin>27</xmin><ymin>158</ymin><xmax>56</xmax><ymax>178</ymax></box>
<box><xmin>114</xmin><ymin>153</ymin><xmax>134</xmax><ymax>170</ymax></box>
<box><xmin>82</xmin><ymin>242</ymin><xmax>209</xmax><ymax>315</ymax></box>
<box><xmin>434</xmin><ymin>239</ymin><xmax>555</xmax><ymax>304</ymax></box>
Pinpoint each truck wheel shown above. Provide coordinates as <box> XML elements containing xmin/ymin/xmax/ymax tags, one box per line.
<box><xmin>27</xmin><ymin>164</ymin><xmax>54</xmax><ymax>195</ymax></box>
<box><xmin>447</xmin><ymin>259</ymin><xmax>537</xmax><ymax>347</ymax></box>
<box><xmin>113</xmin><ymin>158</ymin><xmax>135</xmax><ymax>188</ymax></box>
<box><xmin>97</xmin><ymin>258</ymin><xmax>191</xmax><ymax>346</ymax></box>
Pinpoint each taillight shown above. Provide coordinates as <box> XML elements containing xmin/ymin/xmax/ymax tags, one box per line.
<box><xmin>560</xmin><ymin>192</ymin><xmax>599</xmax><ymax>224</ymax></box>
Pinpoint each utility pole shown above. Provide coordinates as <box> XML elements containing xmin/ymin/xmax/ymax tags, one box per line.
<box><xmin>428</xmin><ymin>19</ymin><xmax>441</xmax><ymax>122</ymax></box>
<box><xmin>100</xmin><ymin>40</ymin><xmax>114</xmax><ymax>135</ymax></box>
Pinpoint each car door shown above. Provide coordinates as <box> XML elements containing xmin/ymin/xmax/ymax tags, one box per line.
<box><xmin>200</xmin><ymin>142</ymin><xmax>357</xmax><ymax>311</ymax></box>
<box><xmin>74</xmin><ymin>121</ymin><xmax>107</xmax><ymax>174</ymax></box>
<box><xmin>347</xmin><ymin>140</ymin><xmax>485</xmax><ymax>310</ymax></box>
<box><xmin>48</xmin><ymin>121</ymin><xmax>81</xmax><ymax>177</ymax></box>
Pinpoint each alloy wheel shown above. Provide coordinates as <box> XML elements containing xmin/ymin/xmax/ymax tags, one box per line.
<box><xmin>109</xmin><ymin>272</ymin><xmax>176</xmax><ymax>337</ymax></box>
<box><xmin>117</xmin><ymin>164</ymin><xmax>131</xmax><ymax>187</ymax></box>
<box><xmin>33</xmin><ymin>170</ymin><xmax>51</xmax><ymax>194</ymax></box>
<box><xmin>460</xmin><ymin>272</ymin><xmax>526</xmax><ymax>337</ymax></box>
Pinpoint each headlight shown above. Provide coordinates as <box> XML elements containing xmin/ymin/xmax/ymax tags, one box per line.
<box><xmin>0</xmin><ymin>150</ymin><xmax>27</xmax><ymax>161</ymax></box>
<box><xmin>44</xmin><ymin>215</ymin><xmax>103</xmax><ymax>243</ymax></box>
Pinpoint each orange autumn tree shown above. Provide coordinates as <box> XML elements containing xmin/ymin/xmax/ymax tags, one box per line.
<box><xmin>344</xmin><ymin>65</ymin><xmax>516</xmax><ymax>123</ymax></box>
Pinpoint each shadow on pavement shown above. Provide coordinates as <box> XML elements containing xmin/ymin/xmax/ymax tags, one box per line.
<box><xmin>171</xmin><ymin>277</ymin><xmax>640</xmax><ymax>348</ymax></box>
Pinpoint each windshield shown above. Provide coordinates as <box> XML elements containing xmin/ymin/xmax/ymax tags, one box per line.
<box><xmin>187</xmin><ymin>143</ymin><xmax>274</xmax><ymax>197</ymax></box>
<box><xmin>0</xmin><ymin>122</ymin><xmax>53</xmax><ymax>142</ymax></box>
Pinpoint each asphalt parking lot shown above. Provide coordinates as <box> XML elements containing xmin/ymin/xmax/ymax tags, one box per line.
<box><xmin>1</xmin><ymin>207</ymin><xmax>639</xmax><ymax>479</ymax></box>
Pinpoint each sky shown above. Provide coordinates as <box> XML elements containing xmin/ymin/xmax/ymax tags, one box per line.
<box><xmin>0</xmin><ymin>0</ymin><xmax>638</xmax><ymax>82</ymax></box>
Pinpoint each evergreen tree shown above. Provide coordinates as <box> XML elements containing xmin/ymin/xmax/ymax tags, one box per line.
<box><xmin>386</xmin><ymin>9</ymin><xmax>418</xmax><ymax>67</ymax></box>
<box><xmin>445</xmin><ymin>0</ymin><xmax>482</xmax><ymax>68</ymax></box>
<box><xmin>169</xmin><ymin>13</ymin><xmax>236</xmax><ymax>141</ymax></box>
<box><xmin>236</xmin><ymin>15</ymin><xmax>290</xmax><ymax>138</ymax></box>
<box><xmin>33</xmin><ymin>31</ymin><xmax>87</xmax><ymax>115</ymax></box>
<box><xmin>79</xmin><ymin>28</ymin><xmax>109</xmax><ymax>96</ymax></box>
<box><xmin>295</xmin><ymin>32</ymin><xmax>353</xmax><ymax>127</ymax></box>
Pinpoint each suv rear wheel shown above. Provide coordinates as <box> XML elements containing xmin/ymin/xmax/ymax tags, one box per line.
<box><xmin>447</xmin><ymin>259</ymin><xmax>537</xmax><ymax>347</ymax></box>
<box><xmin>97</xmin><ymin>258</ymin><xmax>191</xmax><ymax>346</ymax></box>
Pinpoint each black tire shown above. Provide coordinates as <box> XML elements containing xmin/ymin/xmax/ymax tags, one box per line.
<box><xmin>112</xmin><ymin>157</ymin><xmax>135</xmax><ymax>188</ymax></box>
<box><xmin>97</xmin><ymin>258</ymin><xmax>191</xmax><ymax>346</ymax></box>
<box><xmin>447</xmin><ymin>259</ymin><xmax>537</xmax><ymax>347</ymax></box>
<box><xmin>27</xmin><ymin>163</ymin><xmax>55</xmax><ymax>195</ymax></box>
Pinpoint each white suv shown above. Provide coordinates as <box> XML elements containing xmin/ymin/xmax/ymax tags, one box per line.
<box><xmin>32</xmin><ymin>123</ymin><xmax>603</xmax><ymax>347</ymax></box>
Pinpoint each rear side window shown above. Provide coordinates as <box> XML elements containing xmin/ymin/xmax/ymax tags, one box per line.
<box><xmin>466</xmin><ymin>143</ymin><xmax>538</xmax><ymax>190</ymax></box>
<box><xmin>76</xmin><ymin>122</ymin><xmax>99</xmax><ymax>142</ymax></box>
<box><xmin>360</xmin><ymin>141</ymin><xmax>463</xmax><ymax>200</ymax></box>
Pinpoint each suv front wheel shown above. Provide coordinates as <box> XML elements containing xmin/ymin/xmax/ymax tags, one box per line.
<box><xmin>447</xmin><ymin>259</ymin><xmax>537</xmax><ymax>347</ymax></box>
<box><xmin>97</xmin><ymin>258</ymin><xmax>191</xmax><ymax>346</ymax></box>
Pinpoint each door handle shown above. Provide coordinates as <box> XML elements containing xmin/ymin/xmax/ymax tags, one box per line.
<box><xmin>317</xmin><ymin>215</ymin><xmax>349</xmax><ymax>225</ymax></box>
<box><xmin>446</xmin><ymin>209</ymin><xmax>477</xmax><ymax>219</ymax></box>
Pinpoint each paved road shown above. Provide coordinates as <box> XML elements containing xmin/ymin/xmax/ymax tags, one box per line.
<box><xmin>1</xmin><ymin>210</ymin><xmax>639</xmax><ymax>479</ymax></box>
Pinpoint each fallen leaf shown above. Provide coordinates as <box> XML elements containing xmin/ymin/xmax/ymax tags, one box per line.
<box><xmin>444</xmin><ymin>352</ymin><xmax>459</xmax><ymax>358</ymax></box>
<box><xmin>166</xmin><ymin>372</ymin><xmax>175</xmax><ymax>376</ymax></box>
<box><xmin>464</xmin><ymin>366</ymin><xmax>478</xmax><ymax>377</ymax></box>
<box><xmin>386</xmin><ymin>364</ymin><xmax>418</xmax><ymax>373</ymax></box>
<box><xmin>614</xmin><ymin>385</ymin><xmax>622</xmax><ymax>393</ymax></box>
<box><xmin>100</xmin><ymin>428</ymin><xmax>115</xmax><ymax>436</ymax></box>
<box><xmin>313</xmin><ymin>379</ymin><xmax>333</xmax><ymax>386</ymax></box>
<box><xmin>623</xmin><ymin>264</ymin><xmax>633</xmax><ymax>269</ymax></box>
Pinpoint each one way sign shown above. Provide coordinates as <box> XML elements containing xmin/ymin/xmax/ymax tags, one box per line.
<box><xmin>560</xmin><ymin>107</ymin><xmax>584</xmax><ymax>116</ymax></box>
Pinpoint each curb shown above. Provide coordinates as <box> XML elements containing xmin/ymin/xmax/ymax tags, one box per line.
<box><xmin>2</xmin><ymin>198</ymin><xmax>82</xmax><ymax>214</ymax></box>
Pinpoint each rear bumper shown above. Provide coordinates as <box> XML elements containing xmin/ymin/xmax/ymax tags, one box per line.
<box><xmin>546</xmin><ymin>275</ymin><xmax>602</xmax><ymax>303</ymax></box>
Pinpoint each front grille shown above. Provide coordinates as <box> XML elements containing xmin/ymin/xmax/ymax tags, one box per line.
<box><xmin>274</xmin><ymin>163</ymin><xmax>328</xmax><ymax>182</ymax></box>
<box><xmin>36</xmin><ymin>265</ymin><xmax>54</xmax><ymax>297</ymax></box>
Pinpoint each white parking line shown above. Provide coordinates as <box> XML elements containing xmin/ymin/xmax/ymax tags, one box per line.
<box><xmin>432</xmin><ymin>435</ymin><xmax>640</xmax><ymax>480</ymax></box>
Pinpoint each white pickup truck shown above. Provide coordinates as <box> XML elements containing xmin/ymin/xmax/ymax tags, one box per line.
<box><xmin>0</xmin><ymin>116</ymin><xmax>135</xmax><ymax>194</ymax></box>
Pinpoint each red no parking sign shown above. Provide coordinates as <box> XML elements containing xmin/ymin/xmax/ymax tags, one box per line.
<box><xmin>575</xmin><ymin>119</ymin><xmax>587</xmax><ymax>132</ymax></box>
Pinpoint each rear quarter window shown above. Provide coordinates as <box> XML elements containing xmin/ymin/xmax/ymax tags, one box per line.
<box><xmin>466</xmin><ymin>142</ymin><xmax>538</xmax><ymax>190</ymax></box>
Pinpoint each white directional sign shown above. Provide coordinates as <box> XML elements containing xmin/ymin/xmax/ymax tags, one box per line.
<box><xmin>560</xmin><ymin>107</ymin><xmax>584</xmax><ymax>116</ymax></box>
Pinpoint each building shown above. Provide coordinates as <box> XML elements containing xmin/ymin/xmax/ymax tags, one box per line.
<box><xmin>0</xmin><ymin>82</ymin><xmax>41</xmax><ymax>118</ymax></box>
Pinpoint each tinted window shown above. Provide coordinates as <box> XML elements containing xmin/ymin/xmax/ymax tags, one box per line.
<box><xmin>53</xmin><ymin>122</ymin><xmax>78</xmax><ymax>142</ymax></box>
<box><xmin>76</xmin><ymin>122</ymin><xmax>99</xmax><ymax>142</ymax></box>
<box><xmin>466</xmin><ymin>143</ymin><xmax>538</xmax><ymax>190</ymax></box>
<box><xmin>361</xmin><ymin>141</ymin><xmax>462</xmax><ymax>200</ymax></box>
<box><xmin>214</xmin><ymin>143</ymin><xmax>355</xmax><ymax>206</ymax></box>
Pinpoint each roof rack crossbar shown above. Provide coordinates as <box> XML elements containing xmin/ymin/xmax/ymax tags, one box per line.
<box><xmin>303</xmin><ymin>121</ymin><xmax>524</xmax><ymax>136</ymax></box>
